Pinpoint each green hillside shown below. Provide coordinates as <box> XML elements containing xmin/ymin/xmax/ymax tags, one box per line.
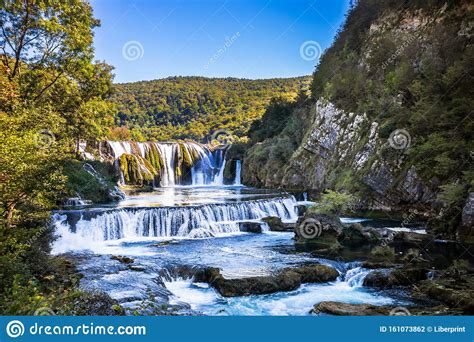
<box><xmin>109</xmin><ymin>76</ymin><xmax>311</xmax><ymax>141</ymax></box>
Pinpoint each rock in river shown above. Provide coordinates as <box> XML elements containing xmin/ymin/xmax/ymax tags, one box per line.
<box><xmin>194</xmin><ymin>264</ymin><xmax>339</xmax><ymax>297</ymax></box>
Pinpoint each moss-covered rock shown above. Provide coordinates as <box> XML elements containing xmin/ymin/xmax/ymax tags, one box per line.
<box><xmin>62</xmin><ymin>160</ymin><xmax>121</xmax><ymax>204</ymax></box>
<box><xmin>119</xmin><ymin>153</ymin><xmax>159</xmax><ymax>185</ymax></box>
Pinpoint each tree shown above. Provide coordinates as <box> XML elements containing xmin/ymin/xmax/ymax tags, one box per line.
<box><xmin>0</xmin><ymin>0</ymin><xmax>115</xmax><ymax>154</ymax></box>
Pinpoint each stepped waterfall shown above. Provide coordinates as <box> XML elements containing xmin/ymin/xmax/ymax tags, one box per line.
<box><xmin>53</xmin><ymin>196</ymin><xmax>297</xmax><ymax>252</ymax></box>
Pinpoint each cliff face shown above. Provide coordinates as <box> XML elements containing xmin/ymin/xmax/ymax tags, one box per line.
<box><xmin>280</xmin><ymin>100</ymin><xmax>435</xmax><ymax>208</ymax></box>
<box><xmin>242</xmin><ymin>0</ymin><xmax>473</xmax><ymax>239</ymax></box>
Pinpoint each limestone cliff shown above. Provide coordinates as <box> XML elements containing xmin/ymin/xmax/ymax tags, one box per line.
<box><xmin>242</xmin><ymin>0</ymin><xmax>473</xmax><ymax>240</ymax></box>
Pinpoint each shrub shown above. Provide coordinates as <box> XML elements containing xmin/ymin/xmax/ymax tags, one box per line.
<box><xmin>310</xmin><ymin>190</ymin><xmax>356</xmax><ymax>216</ymax></box>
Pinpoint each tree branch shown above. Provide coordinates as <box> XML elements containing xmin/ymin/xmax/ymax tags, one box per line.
<box><xmin>33</xmin><ymin>70</ymin><xmax>63</xmax><ymax>102</ymax></box>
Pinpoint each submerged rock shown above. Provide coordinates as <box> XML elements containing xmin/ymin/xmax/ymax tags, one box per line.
<box><xmin>128</xmin><ymin>265</ymin><xmax>146</xmax><ymax>272</ymax></box>
<box><xmin>392</xmin><ymin>231</ymin><xmax>434</xmax><ymax>244</ymax></box>
<box><xmin>187</xmin><ymin>228</ymin><xmax>215</xmax><ymax>239</ymax></box>
<box><xmin>110</xmin><ymin>255</ymin><xmax>134</xmax><ymax>264</ymax></box>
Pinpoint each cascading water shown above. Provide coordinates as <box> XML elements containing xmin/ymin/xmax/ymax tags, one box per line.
<box><xmin>52</xmin><ymin>195</ymin><xmax>298</xmax><ymax>253</ymax></box>
<box><xmin>106</xmin><ymin>141</ymin><xmax>228</xmax><ymax>187</ymax></box>
<box><xmin>234</xmin><ymin>160</ymin><xmax>241</xmax><ymax>186</ymax></box>
<box><xmin>51</xmin><ymin>140</ymin><xmax>411</xmax><ymax>315</ymax></box>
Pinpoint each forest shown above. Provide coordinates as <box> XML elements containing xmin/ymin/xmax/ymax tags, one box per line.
<box><xmin>109</xmin><ymin>76</ymin><xmax>310</xmax><ymax>142</ymax></box>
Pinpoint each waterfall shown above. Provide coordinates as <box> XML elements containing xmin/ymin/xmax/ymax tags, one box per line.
<box><xmin>234</xmin><ymin>160</ymin><xmax>241</xmax><ymax>186</ymax></box>
<box><xmin>303</xmin><ymin>192</ymin><xmax>307</xmax><ymax>201</ymax></box>
<box><xmin>155</xmin><ymin>143</ymin><xmax>177</xmax><ymax>187</ymax></box>
<box><xmin>107</xmin><ymin>141</ymin><xmax>226</xmax><ymax>187</ymax></box>
<box><xmin>52</xmin><ymin>196</ymin><xmax>297</xmax><ymax>252</ymax></box>
<box><xmin>344</xmin><ymin>266</ymin><xmax>372</xmax><ymax>287</ymax></box>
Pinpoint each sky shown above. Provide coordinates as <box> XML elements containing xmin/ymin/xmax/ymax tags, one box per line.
<box><xmin>90</xmin><ymin>0</ymin><xmax>350</xmax><ymax>83</ymax></box>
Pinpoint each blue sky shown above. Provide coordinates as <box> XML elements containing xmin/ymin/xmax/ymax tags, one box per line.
<box><xmin>90</xmin><ymin>0</ymin><xmax>350</xmax><ymax>83</ymax></box>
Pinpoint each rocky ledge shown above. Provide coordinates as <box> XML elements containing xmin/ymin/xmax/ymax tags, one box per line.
<box><xmin>311</xmin><ymin>301</ymin><xmax>460</xmax><ymax>316</ymax></box>
<box><xmin>193</xmin><ymin>264</ymin><xmax>339</xmax><ymax>297</ymax></box>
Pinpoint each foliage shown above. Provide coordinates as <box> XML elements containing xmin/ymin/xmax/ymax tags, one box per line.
<box><xmin>110</xmin><ymin>76</ymin><xmax>310</xmax><ymax>141</ymax></box>
<box><xmin>62</xmin><ymin>160</ymin><xmax>119</xmax><ymax>203</ymax></box>
<box><xmin>244</xmin><ymin>100</ymin><xmax>309</xmax><ymax>186</ymax></box>
<box><xmin>0</xmin><ymin>0</ymin><xmax>115</xmax><ymax>315</ymax></box>
<box><xmin>310</xmin><ymin>0</ymin><xmax>473</xmax><ymax>187</ymax></box>
<box><xmin>309</xmin><ymin>190</ymin><xmax>356</xmax><ymax>216</ymax></box>
<box><xmin>248</xmin><ymin>97</ymin><xmax>298</xmax><ymax>143</ymax></box>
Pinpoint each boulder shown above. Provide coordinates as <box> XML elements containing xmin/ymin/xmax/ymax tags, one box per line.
<box><xmin>295</xmin><ymin>204</ymin><xmax>308</xmax><ymax>216</ymax></box>
<box><xmin>193</xmin><ymin>264</ymin><xmax>340</xmax><ymax>297</ymax></box>
<box><xmin>311</xmin><ymin>301</ymin><xmax>458</xmax><ymax>316</ymax></box>
<box><xmin>110</xmin><ymin>255</ymin><xmax>134</xmax><ymax>264</ymax></box>
<box><xmin>210</xmin><ymin>271</ymin><xmax>302</xmax><ymax>297</ymax></box>
<box><xmin>262</xmin><ymin>216</ymin><xmax>294</xmax><ymax>231</ymax></box>
<box><xmin>370</xmin><ymin>246</ymin><xmax>396</xmax><ymax>260</ymax></box>
<box><xmin>311</xmin><ymin>301</ymin><xmax>391</xmax><ymax>315</ymax></box>
<box><xmin>363</xmin><ymin>267</ymin><xmax>429</xmax><ymax>288</ymax></box>
<box><xmin>458</xmin><ymin>192</ymin><xmax>474</xmax><ymax>242</ymax></box>
<box><xmin>290</xmin><ymin>264</ymin><xmax>339</xmax><ymax>283</ymax></box>
<box><xmin>338</xmin><ymin>223</ymin><xmax>381</xmax><ymax>247</ymax></box>
<box><xmin>415</xmin><ymin>261</ymin><xmax>474</xmax><ymax>314</ymax></box>
<box><xmin>295</xmin><ymin>213</ymin><xmax>342</xmax><ymax>249</ymax></box>
<box><xmin>393</xmin><ymin>231</ymin><xmax>434</xmax><ymax>245</ymax></box>
<box><xmin>128</xmin><ymin>265</ymin><xmax>146</xmax><ymax>272</ymax></box>
<box><xmin>238</xmin><ymin>221</ymin><xmax>262</xmax><ymax>233</ymax></box>
<box><xmin>418</xmin><ymin>283</ymin><xmax>474</xmax><ymax>314</ymax></box>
